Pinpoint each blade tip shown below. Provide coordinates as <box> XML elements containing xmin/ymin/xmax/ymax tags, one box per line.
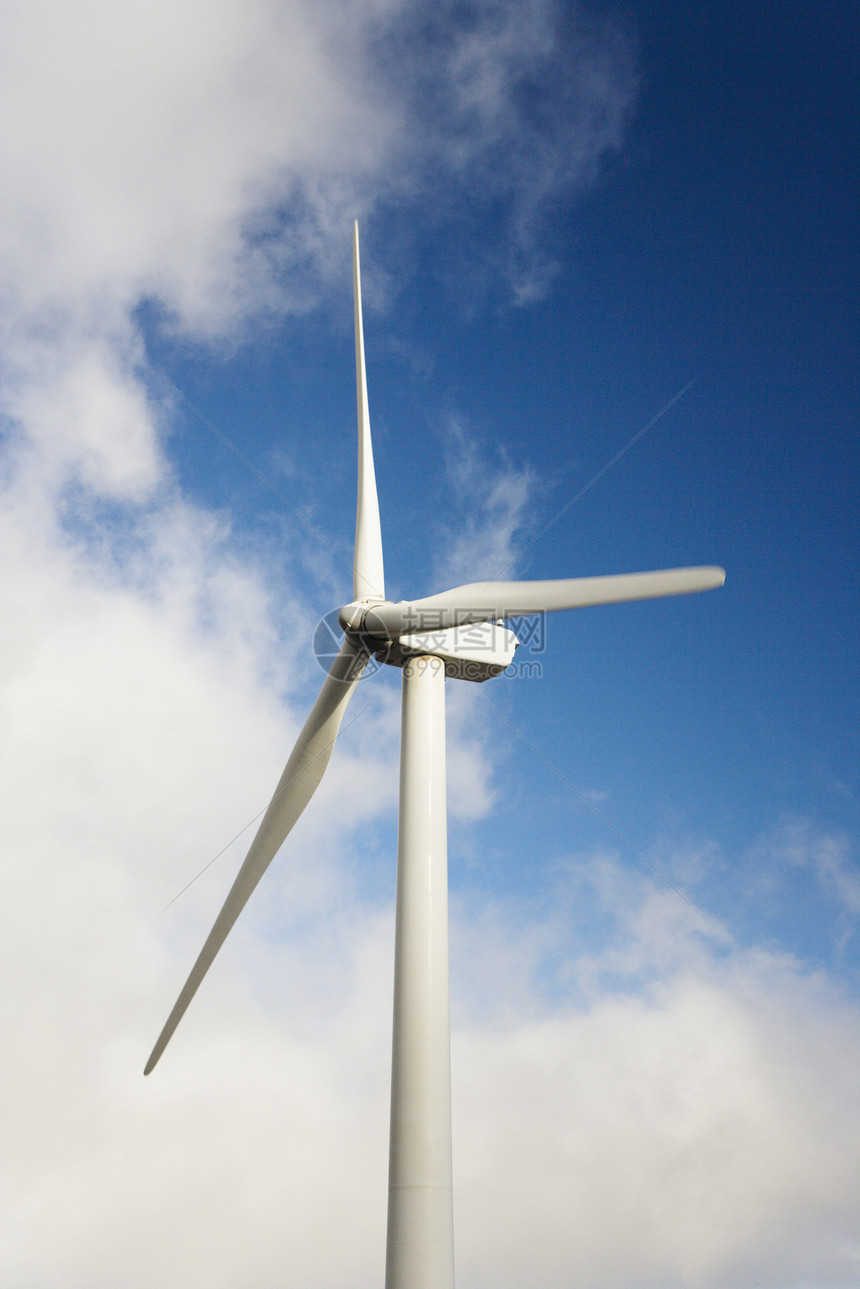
<box><xmin>144</xmin><ymin>1035</ymin><xmax>167</xmax><ymax>1076</ymax></box>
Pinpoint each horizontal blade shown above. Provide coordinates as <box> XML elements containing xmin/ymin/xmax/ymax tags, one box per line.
<box><xmin>365</xmin><ymin>566</ymin><xmax>725</xmax><ymax>636</ymax></box>
<box><xmin>145</xmin><ymin>637</ymin><xmax>369</xmax><ymax>1075</ymax></box>
<box><xmin>352</xmin><ymin>222</ymin><xmax>385</xmax><ymax>601</ymax></box>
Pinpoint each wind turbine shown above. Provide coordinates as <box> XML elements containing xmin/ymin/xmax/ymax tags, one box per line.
<box><xmin>146</xmin><ymin>223</ymin><xmax>725</xmax><ymax>1288</ymax></box>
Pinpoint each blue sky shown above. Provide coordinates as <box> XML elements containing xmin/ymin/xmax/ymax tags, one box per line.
<box><xmin>1</xmin><ymin>2</ymin><xmax>858</xmax><ymax>1287</ymax></box>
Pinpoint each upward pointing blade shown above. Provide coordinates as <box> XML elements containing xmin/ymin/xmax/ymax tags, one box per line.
<box><xmin>145</xmin><ymin>637</ymin><xmax>370</xmax><ymax>1074</ymax></box>
<box><xmin>364</xmin><ymin>566</ymin><xmax>726</xmax><ymax>636</ymax></box>
<box><xmin>352</xmin><ymin>222</ymin><xmax>385</xmax><ymax>602</ymax></box>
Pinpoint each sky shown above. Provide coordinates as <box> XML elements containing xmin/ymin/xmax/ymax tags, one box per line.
<box><xmin>0</xmin><ymin>1</ymin><xmax>858</xmax><ymax>1286</ymax></box>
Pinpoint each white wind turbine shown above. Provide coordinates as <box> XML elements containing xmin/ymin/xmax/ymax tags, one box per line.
<box><xmin>146</xmin><ymin>223</ymin><xmax>725</xmax><ymax>1288</ymax></box>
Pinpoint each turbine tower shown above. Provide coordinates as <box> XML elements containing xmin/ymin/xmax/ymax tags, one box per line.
<box><xmin>146</xmin><ymin>224</ymin><xmax>725</xmax><ymax>1288</ymax></box>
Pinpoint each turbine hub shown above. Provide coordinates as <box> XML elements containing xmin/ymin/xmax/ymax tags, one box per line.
<box><xmin>338</xmin><ymin>598</ymin><xmax>387</xmax><ymax>635</ymax></box>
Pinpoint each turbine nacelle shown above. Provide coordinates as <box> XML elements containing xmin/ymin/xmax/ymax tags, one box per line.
<box><xmin>390</xmin><ymin>620</ymin><xmax>519</xmax><ymax>682</ymax></box>
<box><xmin>338</xmin><ymin>598</ymin><xmax>520</xmax><ymax>682</ymax></box>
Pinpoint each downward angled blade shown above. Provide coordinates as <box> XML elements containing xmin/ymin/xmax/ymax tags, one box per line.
<box><xmin>352</xmin><ymin>222</ymin><xmax>385</xmax><ymax>602</ymax></box>
<box><xmin>365</xmin><ymin>566</ymin><xmax>726</xmax><ymax>636</ymax></box>
<box><xmin>145</xmin><ymin>637</ymin><xmax>370</xmax><ymax>1074</ymax></box>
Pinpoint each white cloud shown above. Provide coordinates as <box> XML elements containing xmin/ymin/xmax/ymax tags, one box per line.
<box><xmin>0</xmin><ymin>0</ymin><xmax>635</xmax><ymax>329</ymax></box>
<box><xmin>0</xmin><ymin>0</ymin><xmax>392</xmax><ymax>327</ymax></box>
<box><xmin>0</xmin><ymin>451</ymin><xmax>390</xmax><ymax>1286</ymax></box>
<box><xmin>0</xmin><ymin>0</ymin><xmax>637</xmax><ymax>515</ymax></box>
<box><xmin>449</xmin><ymin>863</ymin><xmax>860</xmax><ymax>1289</ymax></box>
<box><xmin>1</xmin><ymin>324</ymin><xmax>164</xmax><ymax>500</ymax></box>
<box><xmin>453</xmin><ymin>955</ymin><xmax>860</xmax><ymax>1289</ymax></box>
<box><xmin>436</xmin><ymin>0</ymin><xmax>637</xmax><ymax>300</ymax></box>
<box><xmin>6</xmin><ymin>602</ymin><xmax>860</xmax><ymax>1289</ymax></box>
<box><xmin>765</xmin><ymin>817</ymin><xmax>860</xmax><ymax>919</ymax></box>
<box><xmin>434</xmin><ymin>413</ymin><xmax>539</xmax><ymax>586</ymax></box>
<box><xmin>2</xmin><ymin>448</ymin><xmax>860</xmax><ymax>1286</ymax></box>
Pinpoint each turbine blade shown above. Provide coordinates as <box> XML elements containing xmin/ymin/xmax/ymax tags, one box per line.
<box><xmin>145</xmin><ymin>636</ymin><xmax>370</xmax><ymax>1074</ymax></box>
<box><xmin>365</xmin><ymin>567</ymin><xmax>726</xmax><ymax>636</ymax></box>
<box><xmin>352</xmin><ymin>222</ymin><xmax>385</xmax><ymax>601</ymax></box>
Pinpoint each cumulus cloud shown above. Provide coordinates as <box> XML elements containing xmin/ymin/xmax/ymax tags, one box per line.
<box><xmin>1</xmin><ymin>0</ymin><xmax>388</xmax><ymax>327</ymax></box>
<box><xmin>450</xmin><ymin>860</ymin><xmax>860</xmax><ymax>1289</ymax></box>
<box><xmin>453</xmin><ymin>952</ymin><xmax>860</xmax><ymax>1289</ymax></box>
<box><xmin>0</xmin><ymin>0</ymin><xmax>635</xmax><ymax>332</ymax></box>
<box><xmin>0</xmin><ymin>449</ymin><xmax>395</xmax><ymax>1287</ymax></box>
<box><xmin>4</xmin><ymin>600</ymin><xmax>860</xmax><ymax>1289</ymax></box>
<box><xmin>1</xmin><ymin>0</ymin><xmax>636</xmax><ymax>516</ymax></box>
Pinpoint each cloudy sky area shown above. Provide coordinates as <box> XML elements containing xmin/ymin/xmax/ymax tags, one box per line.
<box><xmin>1</xmin><ymin>1</ymin><xmax>857</xmax><ymax>1286</ymax></box>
